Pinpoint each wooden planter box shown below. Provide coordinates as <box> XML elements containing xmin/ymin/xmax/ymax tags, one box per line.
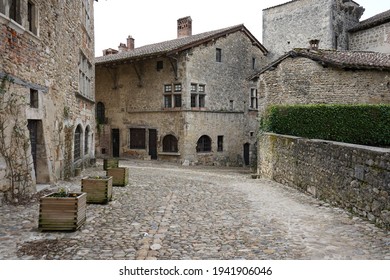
<box><xmin>38</xmin><ymin>192</ymin><xmax>87</xmax><ymax>231</ymax></box>
<box><xmin>106</xmin><ymin>167</ymin><xmax>129</xmax><ymax>186</ymax></box>
<box><xmin>103</xmin><ymin>158</ymin><xmax>119</xmax><ymax>171</ymax></box>
<box><xmin>81</xmin><ymin>176</ymin><xmax>113</xmax><ymax>204</ymax></box>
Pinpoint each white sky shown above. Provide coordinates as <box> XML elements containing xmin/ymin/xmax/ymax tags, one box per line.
<box><xmin>94</xmin><ymin>0</ymin><xmax>390</xmax><ymax>56</ymax></box>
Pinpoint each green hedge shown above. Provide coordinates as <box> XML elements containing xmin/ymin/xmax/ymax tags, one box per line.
<box><xmin>261</xmin><ymin>104</ymin><xmax>390</xmax><ymax>147</ymax></box>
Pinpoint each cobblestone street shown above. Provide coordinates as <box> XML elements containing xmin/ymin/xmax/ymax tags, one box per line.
<box><xmin>0</xmin><ymin>160</ymin><xmax>389</xmax><ymax>260</ymax></box>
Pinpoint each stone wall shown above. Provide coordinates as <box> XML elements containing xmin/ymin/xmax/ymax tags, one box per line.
<box><xmin>349</xmin><ymin>22</ymin><xmax>390</xmax><ymax>53</ymax></box>
<box><xmin>258</xmin><ymin>133</ymin><xmax>390</xmax><ymax>229</ymax></box>
<box><xmin>262</xmin><ymin>0</ymin><xmax>362</xmax><ymax>59</ymax></box>
<box><xmin>258</xmin><ymin>56</ymin><xmax>390</xmax><ymax>116</ymax></box>
<box><xmin>0</xmin><ymin>1</ymin><xmax>95</xmax><ymax>204</ymax></box>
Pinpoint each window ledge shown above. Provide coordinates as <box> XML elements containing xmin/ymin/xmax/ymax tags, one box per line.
<box><xmin>75</xmin><ymin>92</ymin><xmax>95</xmax><ymax>104</ymax></box>
<box><xmin>158</xmin><ymin>152</ymin><xmax>181</xmax><ymax>156</ymax></box>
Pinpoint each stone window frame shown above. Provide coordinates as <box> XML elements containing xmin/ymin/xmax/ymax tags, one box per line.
<box><xmin>74</xmin><ymin>125</ymin><xmax>83</xmax><ymax>161</ymax></box>
<box><xmin>249</xmin><ymin>88</ymin><xmax>258</xmax><ymax>110</ymax></box>
<box><xmin>216</xmin><ymin>48</ymin><xmax>222</xmax><ymax>62</ymax></box>
<box><xmin>79</xmin><ymin>51</ymin><xmax>93</xmax><ymax>100</ymax></box>
<box><xmin>217</xmin><ymin>135</ymin><xmax>224</xmax><ymax>152</ymax></box>
<box><xmin>81</xmin><ymin>0</ymin><xmax>92</xmax><ymax>39</ymax></box>
<box><xmin>196</xmin><ymin>135</ymin><xmax>212</xmax><ymax>153</ymax></box>
<box><xmin>191</xmin><ymin>83</ymin><xmax>206</xmax><ymax>108</ymax></box>
<box><xmin>163</xmin><ymin>83</ymin><xmax>182</xmax><ymax>109</ymax></box>
<box><xmin>29</xmin><ymin>88</ymin><xmax>39</xmax><ymax>108</ymax></box>
<box><xmin>0</xmin><ymin>0</ymin><xmax>39</xmax><ymax>36</ymax></box>
<box><xmin>162</xmin><ymin>134</ymin><xmax>179</xmax><ymax>153</ymax></box>
<box><xmin>96</xmin><ymin>102</ymin><xmax>106</xmax><ymax>124</ymax></box>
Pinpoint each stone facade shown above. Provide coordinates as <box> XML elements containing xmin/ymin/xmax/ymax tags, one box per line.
<box><xmin>263</xmin><ymin>0</ymin><xmax>364</xmax><ymax>59</ymax></box>
<box><xmin>0</xmin><ymin>0</ymin><xmax>95</xmax><ymax>203</ymax></box>
<box><xmin>258</xmin><ymin>133</ymin><xmax>390</xmax><ymax>229</ymax></box>
<box><xmin>256</xmin><ymin>53</ymin><xmax>390</xmax><ymax>116</ymax></box>
<box><xmin>95</xmin><ymin>22</ymin><xmax>267</xmax><ymax>166</ymax></box>
<box><xmin>349</xmin><ymin>22</ymin><xmax>390</xmax><ymax>53</ymax></box>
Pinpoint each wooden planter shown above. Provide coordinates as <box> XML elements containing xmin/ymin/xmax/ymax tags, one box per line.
<box><xmin>106</xmin><ymin>167</ymin><xmax>129</xmax><ymax>186</ymax></box>
<box><xmin>103</xmin><ymin>158</ymin><xmax>119</xmax><ymax>171</ymax></box>
<box><xmin>81</xmin><ymin>176</ymin><xmax>113</xmax><ymax>204</ymax></box>
<box><xmin>38</xmin><ymin>192</ymin><xmax>87</xmax><ymax>231</ymax></box>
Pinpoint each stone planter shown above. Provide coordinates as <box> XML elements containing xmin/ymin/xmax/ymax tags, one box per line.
<box><xmin>103</xmin><ymin>158</ymin><xmax>119</xmax><ymax>171</ymax></box>
<box><xmin>81</xmin><ymin>176</ymin><xmax>113</xmax><ymax>204</ymax></box>
<box><xmin>106</xmin><ymin>167</ymin><xmax>129</xmax><ymax>186</ymax></box>
<box><xmin>38</xmin><ymin>192</ymin><xmax>87</xmax><ymax>231</ymax></box>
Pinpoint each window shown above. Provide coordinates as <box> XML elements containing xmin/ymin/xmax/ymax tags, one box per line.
<box><xmin>130</xmin><ymin>128</ymin><xmax>146</xmax><ymax>149</ymax></box>
<box><xmin>191</xmin><ymin>83</ymin><xmax>206</xmax><ymax>108</ymax></box>
<box><xmin>163</xmin><ymin>134</ymin><xmax>178</xmax><ymax>153</ymax></box>
<box><xmin>10</xmin><ymin>0</ymin><xmax>21</xmax><ymax>24</ymax></box>
<box><xmin>250</xmin><ymin>88</ymin><xmax>258</xmax><ymax>109</ymax></box>
<box><xmin>30</xmin><ymin>89</ymin><xmax>38</xmax><ymax>108</ymax></box>
<box><xmin>96</xmin><ymin>102</ymin><xmax>105</xmax><ymax>124</ymax></box>
<box><xmin>79</xmin><ymin>52</ymin><xmax>92</xmax><ymax>99</ymax></box>
<box><xmin>216</xmin><ymin>48</ymin><xmax>222</xmax><ymax>62</ymax></box>
<box><xmin>157</xmin><ymin>61</ymin><xmax>163</xmax><ymax>71</ymax></box>
<box><xmin>229</xmin><ymin>100</ymin><xmax>234</xmax><ymax>111</ymax></box>
<box><xmin>84</xmin><ymin>126</ymin><xmax>90</xmax><ymax>154</ymax></box>
<box><xmin>196</xmin><ymin>135</ymin><xmax>211</xmax><ymax>153</ymax></box>
<box><xmin>82</xmin><ymin>0</ymin><xmax>92</xmax><ymax>37</ymax></box>
<box><xmin>74</xmin><ymin>125</ymin><xmax>82</xmax><ymax>161</ymax></box>
<box><xmin>0</xmin><ymin>0</ymin><xmax>5</xmax><ymax>15</ymax></box>
<box><xmin>217</xmin><ymin>136</ymin><xmax>223</xmax><ymax>152</ymax></box>
<box><xmin>252</xmin><ymin>58</ymin><xmax>256</xmax><ymax>70</ymax></box>
<box><xmin>164</xmin><ymin>83</ymin><xmax>181</xmax><ymax>108</ymax></box>
<box><xmin>27</xmin><ymin>1</ymin><xmax>37</xmax><ymax>34</ymax></box>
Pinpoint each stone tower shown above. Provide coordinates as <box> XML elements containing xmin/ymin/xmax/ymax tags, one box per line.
<box><xmin>263</xmin><ymin>0</ymin><xmax>365</xmax><ymax>59</ymax></box>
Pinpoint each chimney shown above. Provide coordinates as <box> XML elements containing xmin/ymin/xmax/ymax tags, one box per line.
<box><xmin>309</xmin><ymin>39</ymin><xmax>320</xmax><ymax>50</ymax></box>
<box><xmin>118</xmin><ymin>43</ymin><xmax>127</xmax><ymax>53</ymax></box>
<box><xmin>127</xmin><ymin>35</ymin><xmax>135</xmax><ymax>50</ymax></box>
<box><xmin>103</xmin><ymin>48</ymin><xmax>119</xmax><ymax>56</ymax></box>
<box><xmin>177</xmin><ymin>16</ymin><xmax>192</xmax><ymax>38</ymax></box>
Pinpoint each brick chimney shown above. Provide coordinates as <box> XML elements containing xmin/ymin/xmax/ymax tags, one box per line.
<box><xmin>103</xmin><ymin>48</ymin><xmax>118</xmax><ymax>56</ymax></box>
<box><xmin>127</xmin><ymin>35</ymin><xmax>135</xmax><ymax>50</ymax></box>
<box><xmin>309</xmin><ymin>39</ymin><xmax>320</xmax><ymax>50</ymax></box>
<box><xmin>177</xmin><ymin>16</ymin><xmax>192</xmax><ymax>38</ymax></box>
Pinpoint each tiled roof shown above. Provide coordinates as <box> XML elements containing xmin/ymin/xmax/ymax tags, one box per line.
<box><xmin>96</xmin><ymin>24</ymin><xmax>268</xmax><ymax>65</ymax></box>
<box><xmin>249</xmin><ymin>49</ymin><xmax>390</xmax><ymax>79</ymax></box>
<box><xmin>350</xmin><ymin>9</ymin><xmax>390</xmax><ymax>32</ymax></box>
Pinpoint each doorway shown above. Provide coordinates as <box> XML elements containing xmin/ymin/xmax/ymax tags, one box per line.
<box><xmin>149</xmin><ymin>129</ymin><xmax>157</xmax><ymax>160</ymax></box>
<box><xmin>243</xmin><ymin>143</ymin><xmax>250</xmax><ymax>166</ymax></box>
<box><xmin>112</xmin><ymin>129</ymin><xmax>120</xmax><ymax>157</ymax></box>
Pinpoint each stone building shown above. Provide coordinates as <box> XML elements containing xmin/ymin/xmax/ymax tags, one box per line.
<box><xmin>0</xmin><ymin>0</ymin><xmax>96</xmax><ymax>203</ymax></box>
<box><xmin>262</xmin><ymin>0</ymin><xmax>365</xmax><ymax>59</ymax></box>
<box><xmin>250</xmin><ymin>47</ymin><xmax>390</xmax><ymax>115</ymax></box>
<box><xmin>349</xmin><ymin>9</ymin><xmax>390</xmax><ymax>53</ymax></box>
<box><xmin>95</xmin><ymin>17</ymin><xmax>268</xmax><ymax>166</ymax></box>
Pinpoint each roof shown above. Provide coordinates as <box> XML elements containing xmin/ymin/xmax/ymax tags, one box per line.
<box><xmin>249</xmin><ymin>49</ymin><xmax>390</xmax><ymax>80</ymax></box>
<box><xmin>349</xmin><ymin>9</ymin><xmax>390</xmax><ymax>32</ymax></box>
<box><xmin>95</xmin><ymin>24</ymin><xmax>268</xmax><ymax>65</ymax></box>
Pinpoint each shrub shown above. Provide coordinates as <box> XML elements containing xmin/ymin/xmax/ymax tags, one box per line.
<box><xmin>260</xmin><ymin>104</ymin><xmax>390</xmax><ymax>147</ymax></box>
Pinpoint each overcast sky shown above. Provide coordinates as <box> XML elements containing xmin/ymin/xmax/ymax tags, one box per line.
<box><xmin>94</xmin><ymin>0</ymin><xmax>390</xmax><ymax>56</ymax></box>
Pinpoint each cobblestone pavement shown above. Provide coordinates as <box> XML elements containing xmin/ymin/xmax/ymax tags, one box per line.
<box><xmin>0</xmin><ymin>160</ymin><xmax>389</xmax><ymax>260</ymax></box>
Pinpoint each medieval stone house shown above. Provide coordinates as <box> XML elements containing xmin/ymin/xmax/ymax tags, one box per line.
<box><xmin>95</xmin><ymin>17</ymin><xmax>268</xmax><ymax>166</ymax></box>
<box><xmin>0</xmin><ymin>0</ymin><xmax>96</xmax><ymax>203</ymax></box>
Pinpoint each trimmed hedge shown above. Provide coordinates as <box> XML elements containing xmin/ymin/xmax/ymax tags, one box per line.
<box><xmin>261</xmin><ymin>104</ymin><xmax>390</xmax><ymax>147</ymax></box>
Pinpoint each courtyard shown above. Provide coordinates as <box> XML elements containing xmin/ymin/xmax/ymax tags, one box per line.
<box><xmin>0</xmin><ymin>160</ymin><xmax>389</xmax><ymax>260</ymax></box>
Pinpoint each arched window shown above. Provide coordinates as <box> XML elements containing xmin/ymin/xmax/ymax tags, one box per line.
<box><xmin>163</xmin><ymin>134</ymin><xmax>178</xmax><ymax>152</ymax></box>
<box><xmin>196</xmin><ymin>135</ymin><xmax>211</xmax><ymax>152</ymax></box>
<box><xmin>84</xmin><ymin>126</ymin><xmax>90</xmax><ymax>154</ymax></box>
<box><xmin>74</xmin><ymin>125</ymin><xmax>82</xmax><ymax>161</ymax></box>
<box><xmin>96</xmin><ymin>102</ymin><xmax>105</xmax><ymax>124</ymax></box>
